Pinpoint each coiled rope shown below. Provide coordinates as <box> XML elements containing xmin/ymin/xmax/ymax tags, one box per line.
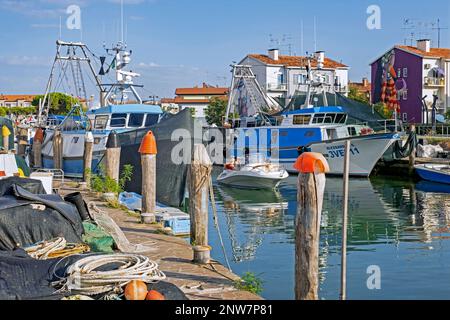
<box><xmin>25</xmin><ymin>237</ymin><xmax>90</xmax><ymax>260</ymax></box>
<box><xmin>60</xmin><ymin>254</ymin><xmax>166</xmax><ymax>296</ymax></box>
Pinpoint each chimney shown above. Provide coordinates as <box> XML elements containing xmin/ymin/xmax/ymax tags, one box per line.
<box><xmin>314</xmin><ymin>51</ymin><xmax>325</xmax><ymax>69</ymax></box>
<box><xmin>268</xmin><ymin>48</ymin><xmax>279</xmax><ymax>61</ymax></box>
<box><xmin>417</xmin><ymin>39</ymin><xmax>431</xmax><ymax>52</ymax></box>
<box><xmin>362</xmin><ymin>77</ymin><xmax>369</xmax><ymax>87</ymax></box>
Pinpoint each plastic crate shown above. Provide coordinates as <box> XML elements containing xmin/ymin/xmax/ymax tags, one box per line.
<box><xmin>165</xmin><ymin>216</ymin><xmax>190</xmax><ymax>236</ymax></box>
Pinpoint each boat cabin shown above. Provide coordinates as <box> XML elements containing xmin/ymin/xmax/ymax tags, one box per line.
<box><xmin>88</xmin><ymin>104</ymin><xmax>163</xmax><ymax>132</ymax></box>
<box><xmin>280</xmin><ymin>107</ymin><xmax>348</xmax><ymax>127</ymax></box>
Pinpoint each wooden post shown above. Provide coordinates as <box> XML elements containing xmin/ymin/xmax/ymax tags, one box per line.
<box><xmin>139</xmin><ymin>131</ymin><xmax>157</xmax><ymax>224</ymax></box>
<box><xmin>105</xmin><ymin>130</ymin><xmax>121</xmax><ymax>182</ymax></box>
<box><xmin>52</xmin><ymin>129</ymin><xmax>63</xmax><ymax>170</ymax></box>
<box><xmin>189</xmin><ymin>144</ymin><xmax>212</xmax><ymax>264</ymax></box>
<box><xmin>32</xmin><ymin>128</ymin><xmax>44</xmax><ymax>168</ymax></box>
<box><xmin>17</xmin><ymin>127</ymin><xmax>28</xmax><ymax>156</ymax></box>
<box><xmin>294</xmin><ymin>152</ymin><xmax>329</xmax><ymax>300</ymax></box>
<box><xmin>409</xmin><ymin>124</ymin><xmax>416</xmax><ymax>176</ymax></box>
<box><xmin>340</xmin><ymin>140</ymin><xmax>351</xmax><ymax>301</ymax></box>
<box><xmin>82</xmin><ymin>131</ymin><xmax>94</xmax><ymax>189</ymax></box>
<box><xmin>2</xmin><ymin>125</ymin><xmax>11</xmax><ymax>153</ymax></box>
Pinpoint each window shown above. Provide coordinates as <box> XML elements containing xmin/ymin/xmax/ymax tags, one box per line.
<box><xmin>94</xmin><ymin>115</ymin><xmax>109</xmax><ymax>130</ymax></box>
<box><xmin>128</xmin><ymin>114</ymin><xmax>145</xmax><ymax>127</ymax></box>
<box><xmin>403</xmin><ymin>68</ymin><xmax>408</xmax><ymax>78</ymax></box>
<box><xmin>295</xmin><ymin>74</ymin><xmax>307</xmax><ymax>85</ymax></box>
<box><xmin>312</xmin><ymin>114</ymin><xmax>326</xmax><ymax>124</ymax></box>
<box><xmin>110</xmin><ymin>113</ymin><xmax>127</xmax><ymax>127</ymax></box>
<box><xmin>277</xmin><ymin>73</ymin><xmax>284</xmax><ymax>84</ymax></box>
<box><xmin>293</xmin><ymin>115</ymin><xmax>311</xmax><ymax>125</ymax></box>
<box><xmin>145</xmin><ymin>114</ymin><xmax>160</xmax><ymax>127</ymax></box>
<box><xmin>335</xmin><ymin>114</ymin><xmax>347</xmax><ymax>124</ymax></box>
<box><xmin>323</xmin><ymin>113</ymin><xmax>336</xmax><ymax>123</ymax></box>
<box><xmin>347</xmin><ymin>127</ymin><xmax>357</xmax><ymax>136</ymax></box>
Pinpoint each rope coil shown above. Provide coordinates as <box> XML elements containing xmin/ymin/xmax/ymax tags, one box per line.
<box><xmin>61</xmin><ymin>254</ymin><xmax>166</xmax><ymax>296</ymax></box>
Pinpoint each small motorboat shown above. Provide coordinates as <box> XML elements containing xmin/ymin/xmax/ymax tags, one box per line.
<box><xmin>217</xmin><ymin>154</ymin><xmax>289</xmax><ymax>190</ymax></box>
<box><xmin>415</xmin><ymin>164</ymin><xmax>450</xmax><ymax>185</ymax></box>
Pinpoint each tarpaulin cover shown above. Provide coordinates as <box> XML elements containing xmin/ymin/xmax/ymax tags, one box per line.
<box><xmin>0</xmin><ymin>178</ymin><xmax>84</xmax><ymax>251</ymax></box>
<box><xmin>0</xmin><ymin>117</ymin><xmax>15</xmax><ymax>151</ymax></box>
<box><xmin>0</xmin><ymin>249</ymin><xmax>79</xmax><ymax>300</ymax></box>
<box><xmin>117</xmin><ymin>110</ymin><xmax>201</xmax><ymax>207</ymax></box>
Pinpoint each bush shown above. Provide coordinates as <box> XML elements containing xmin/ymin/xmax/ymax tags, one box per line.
<box><xmin>90</xmin><ymin>164</ymin><xmax>134</xmax><ymax>194</ymax></box>
<box><xmin>234</xmin><ymin>272</ymin><xmax>264</xmax><ymax>295</ymax></box>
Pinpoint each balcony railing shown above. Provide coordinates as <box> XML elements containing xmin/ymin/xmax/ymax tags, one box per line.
<box><xmin>424</xmin><ymin>77</ymin><xmax>445</xmax><ymax>86</ymax></box>
<box><xmin>267</xmin><ymin>83</ymin><xmax>288</xmax><ymax>91</ymax></box>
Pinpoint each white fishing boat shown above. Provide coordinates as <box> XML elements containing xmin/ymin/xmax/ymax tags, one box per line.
<box><xmin>217</xmin><ymin>154</ymin><xmax>288</xmax><ymax>189</ymax></box>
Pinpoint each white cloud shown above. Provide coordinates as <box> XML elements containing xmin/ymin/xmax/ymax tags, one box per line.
<box><xmin>0</xmin><ymin>55</ymin><xmax>52</xmax><ymax>67</ymax></box>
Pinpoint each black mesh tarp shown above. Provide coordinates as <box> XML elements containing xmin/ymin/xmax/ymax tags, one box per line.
<box><xmin>0</xmin><ymin>178</ymin><xmax>84</xmax><ymax>251</ymax></box>
<box><xmin>117</xmin><ymin>110</ymin><xmax>200</xmax><ymax>207</ymax></box>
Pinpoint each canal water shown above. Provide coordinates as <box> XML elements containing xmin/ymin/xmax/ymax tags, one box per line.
<box><xmin>207</xmin><ymin>170</ymin><xmax>450</xmax><ymax>300</ymax></box>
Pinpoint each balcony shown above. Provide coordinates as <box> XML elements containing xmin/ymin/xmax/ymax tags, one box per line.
<box><xmin>267</xmin><ymin>83</ymin><xmax>288</xmax><ymax>91</ymax></box>
<box><xmin>424</xmin><ymin>77</ymin><xmax>445</xmax><ymax>87</ymax></box>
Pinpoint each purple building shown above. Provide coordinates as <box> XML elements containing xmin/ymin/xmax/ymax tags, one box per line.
<box><xmin>370</xmin><ymin>39</ymin><xmax>450</xmax><ymax>124</ymax></box>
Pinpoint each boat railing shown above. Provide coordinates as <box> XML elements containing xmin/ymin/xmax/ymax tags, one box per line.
<box><xmin>414</xmin><ymin>124</ymin><xmax>450</xmax><ymax>137</ymax></box>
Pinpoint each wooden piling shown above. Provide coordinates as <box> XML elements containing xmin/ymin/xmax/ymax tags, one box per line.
<box><xmin>82</xmin><ymin>131</ymin><xmax>94</xmax><ymax>189</ymax></box>
<box><xmin>105</xmin><ymin>131</ymin><xmax>121</xmax><ymax>182</ymax></box>
<box><xmin>293</xmin><ymin>152</ymin><xmax>329</xmax><ymax>300</ymax></box>
<box><xmin>52</xmin><ymin>129</ymin><xmax>63</xmax><ymax>170</ymax></box>
<box><xmin>17</xmin><ymin>127</ymin><xmax>28</xmax><ymax>156</ymax></box>
<box><xmin>2</xmin><ymin>125</ymin><xmax>11</xmax><ymax>152</ymax></box>
<box><xmin>340</xmin><ymin>140</ymin><xmax>351</xmax><ymax>301</ymax></box>
<box><xmin>409</xmin><ymin>124</ymin><xmax>416</xmax><ymax>176</ymax></box>
<box><xmin>189</xmin><ymin>144</ymin><xmax>213</xmax><ymax>264</ymax></box>
<box><xmin>32</xmin><ymin>128</ymin><xmax>44</xmax><ymax>168</ymax></box>
<box><xmin>139</xmin><ymin>131</ymin><xmax>157</xmax><ymax>224</ymax></box>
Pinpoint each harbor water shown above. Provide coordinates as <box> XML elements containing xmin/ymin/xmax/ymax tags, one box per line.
<box><xmin>208</xmin><ymin>169</ymin><xmax>450</xmax><ymax>300</ymax></box>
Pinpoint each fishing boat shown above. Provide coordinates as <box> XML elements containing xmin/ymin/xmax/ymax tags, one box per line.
<box><xmin>217</xmin><ymin>153</ymin><xmax>289</xmax><ymax>189</ymax></box>
<box><xmin>415</xmin><ymin>164</ymin><xmax>450</xmax><ymax>185</ymax></box>
<box><xmin>38</xmin><ymin>40</ymin><xmax>163</xmax><ymax>177</ymax></box>
<box><xmin>223</xmin><ymin>64</ymin><xmax>401</xmax><ymax>177</ymax></box>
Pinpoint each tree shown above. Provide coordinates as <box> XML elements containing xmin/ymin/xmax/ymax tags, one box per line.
<box><xmin>348</xmin><ymin>86</ymin><xmax>370</xmax><ymax>105</ymax></box>
<box><xmin>32</xmin><ymin>92</ymin><xmax>79</xmax><ymax>115</ymax></box>
<box><xmin>373</xmin><ymin>102</ymin><xmax>393</xmax><ymax>119</ymax></box>
<box><xmin>445</xmin><ymin>109</ymin><xmax>450</xmax><ymax>122</ymax></box>
<box><xmin>205</xmin><ymin>97</ymin><xmax>228</xmax><ymax>126</ymax></box>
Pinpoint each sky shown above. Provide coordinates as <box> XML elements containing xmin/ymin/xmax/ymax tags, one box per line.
<box><xmin>0</xmin><ymin>0</ymin><xmax>449</xmax><ymax>99</ymax></box>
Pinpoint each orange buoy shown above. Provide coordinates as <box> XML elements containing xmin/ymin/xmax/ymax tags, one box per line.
<box><xmin>138</xmin><ymin>131</ymin><xmax>157</xmax><ymax>155</ymax></box>
<box><xmin>124</xmin><ymin>280</ymin><xmax>148</xmax><ymax>301</ymax></box>
<box><xmin>293</xmin><ymin>152</ymin><xmax>330</xmax><ymax>174</ymax></box>
<box><xmin>146</xmin><ymin>290</ymin><xmax>165</xmax><ymax>301</ymax></box>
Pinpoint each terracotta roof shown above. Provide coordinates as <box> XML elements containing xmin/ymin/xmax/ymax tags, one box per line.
<box><xmin>396</xmin><ymin>45</ymin><xmax>450</xmax><ymax>59</ymax></box>
<box><xmin>160</xmin><ymin>98</ymin><xmax>176</xmax><ymax>104</ymax></box>
<box><xmin>174</xmin><ymin>96</ymin><xmax>227</xmax><ymax>104</ymax></box>
<box><xmin>248</xmin><ymin>54</ymin><xmax>348</xmax><ymax>69</ymax></box>
<box><xmin>175</xmin><ymin>87</ymin><xmax>229</xmax><ymax>95</ymax></box>
<box><xmin>0</xmin><ymin>94</ymin><xmax>36</xmax><ymax>102</ymax></box>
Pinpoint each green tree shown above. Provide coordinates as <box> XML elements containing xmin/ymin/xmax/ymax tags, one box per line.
<box><xmin>32</xmin><ymin>92</ymin><xmax>79</xmax><ymax>115</ymax></box>
<box><xmin>445</xmin><ymin>109</ymin><xmax>450</xmax><ymax>122</ymax></box>
<box><xmin>205</xmin><ymin>97</ymin><xmax>228</xmax><ymax>126</ymax></box>
<box><xmin>348</xmin><ymin>86</ymin><xmax>370</xmax><ymax>105</ymax></box>
<box><xmin>373</xmin><ymin>102</ymin><xmax>393</xmax><ymax>119</ymax></box>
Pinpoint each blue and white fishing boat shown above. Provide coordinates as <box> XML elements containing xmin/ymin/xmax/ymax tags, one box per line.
<box><xmin>38</xmin><ymin>40</ymin><xmax>163</xmax><ymax>177</ymax></box>
<box><xmin>415</xmin><ymin>164</ymin><xmax>450</xmax><ymax>185</ymax></box>
<box><xmin>223</xmin><ymin>64</ymin><xmax>401</xmax><ymax>177</ymax></box>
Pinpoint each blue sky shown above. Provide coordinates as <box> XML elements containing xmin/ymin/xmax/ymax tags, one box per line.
<box><xmin>0</xmin><ymin>0</ymin><xmax>449</xmax><ymax>99</ymax></box>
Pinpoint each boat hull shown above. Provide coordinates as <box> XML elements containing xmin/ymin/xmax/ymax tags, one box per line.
<box><xmin>217</xmin><ymin>170</ymin><xmax>288</xmax><ymax>189</ymax></box>
<box><xmin>415</xmin><ymin>164</ymin><xmax>450</xmax><ymax>185</ymax></box>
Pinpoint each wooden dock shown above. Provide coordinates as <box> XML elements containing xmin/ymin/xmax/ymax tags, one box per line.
<box><xmin>60</xmin><ymin>185</ymin><xmax>262</xmax><ymax>301</ymax></box>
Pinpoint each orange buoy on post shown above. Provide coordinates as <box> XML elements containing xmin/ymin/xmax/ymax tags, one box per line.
<box><xmin>139</xmin><ymin>131</ymin><xmax>157</xmax><ymax>224</ymax></box>
<box><xmin>294</xmin><ymin>152</ymin><xmax>329</xmax><ymax>300</ymax></box>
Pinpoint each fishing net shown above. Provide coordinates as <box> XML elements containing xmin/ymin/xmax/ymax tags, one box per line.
<box><xmin>82</xmin><ymin>222</ymin><xmax>115</xmax><ymax>254</ymax></box>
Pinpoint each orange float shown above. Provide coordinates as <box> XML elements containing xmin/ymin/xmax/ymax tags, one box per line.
<box><xmin>146</xmin><ymin>290</ymin><xmax>165</xmax><ymax>300</ymax></box>
<box><xmin>124</xmin><ymin>280</ymin><xmax>148</xmax><ymax>300</ymax></box>
<box><xmin>139</xmin><ymin>131</ymin><xmax>157</xmax><ymax>155</ymax></box>
<box><xmin>293</xmin><ymin>152</ymin><xmax>330</xmax><ymax>174</ymax></box>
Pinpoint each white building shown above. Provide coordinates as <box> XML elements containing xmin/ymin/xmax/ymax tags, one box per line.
<box><xmin>0</xmin><ymin>95</ymin><xmax>36</xmax><ymax>108</ymax></box>
<box><xmin>239</xmin><ymin>49</ymin><xmax>349</xmax><ymax>106</ymax></box>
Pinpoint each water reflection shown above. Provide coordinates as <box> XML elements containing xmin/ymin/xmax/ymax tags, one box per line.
<box><xmin>210</xmin><ymin>174</ymin><xmax>450</xmax><ymax>299</ymax></box>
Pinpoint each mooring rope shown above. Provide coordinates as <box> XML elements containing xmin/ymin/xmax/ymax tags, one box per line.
<box><xmin>208</xmin><ymin>177</ymin><xmax>232</xmax><ymax>272</ymax></box>
<box><xmin>24</xmin><ymin>237</ymin><xmax>90</xmax><ymax>260</ymax></box>
<box><xmin>58</xmin><ymin>253</ymin><xmax>166</xmax><ymax>296</ymax></box>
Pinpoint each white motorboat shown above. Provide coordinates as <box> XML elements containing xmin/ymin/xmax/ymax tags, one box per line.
<box><xmin>217</xmin><ymin>154</ymin><xmax>289</xmax><ymax>189</ymax></box>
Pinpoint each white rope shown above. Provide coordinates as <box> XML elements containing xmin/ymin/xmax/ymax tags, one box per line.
<box><xmin>60</xmin><ymin>254</ymin><xmax>165</xmax><ymax>296</ymax></box>
<box><xmin>25</xmin><ymin>237</ymin><xmax>67</xmax><ymax>260</ymax></box>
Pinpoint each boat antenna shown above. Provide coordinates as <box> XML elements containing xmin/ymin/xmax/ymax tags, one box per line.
<box><xmin>313</xmin><ymin>16</ymin><xmax>317</xmax><ymax>52</ymax></box>
<box><xmin>121</xmin><ymin>0</ymin><xmax>124</xmax><ymax>44</ymax></box>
